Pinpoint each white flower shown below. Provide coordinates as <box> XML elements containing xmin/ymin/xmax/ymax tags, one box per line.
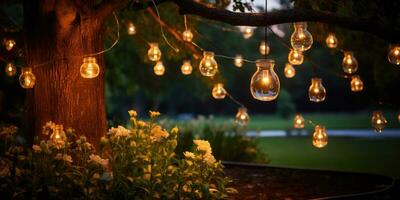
<box><xmin>108</xmin><ymin>126</ymin><xmax>130</xmax><ymax>137</ymax></box>
<box><xmin>88</xmin><ymin>154</ymin><xmax>109</xmax><ymax>168</ymax></box>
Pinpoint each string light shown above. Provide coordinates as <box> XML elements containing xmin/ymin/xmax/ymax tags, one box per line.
<box><xmin>242</xmin><ymin>27</ymin><xmax>254</xmax><ymax>39</ymax></box>
<box><xmin>259</xmin><ymin>40</ymin><xmax>270</xmax><ymax>56</ymax></box>
<box><xmin>371</xmin><ymin>111</ymin><xmax>387</xmax><ymax>133</ymax></box>
<box><xmin>234</xmin><ymin>55</ymin><xmax>243</xmax><ymax>67</ymax></box>
<box><xmin>350</xmin><ymin>75</ymin><xmax>363</xmax><ymax>92</ymax></box>
<box><xmin>288</xmin><ymin>49</ymin><xmax>304</xmax><ymax>65</ymax></box>
<box><xmin>19</xmin><ymin>67</ymin><xmax>36</xmax><ymax>89</ymax></box>
<box><xmin>308</xmin><ymin>78</ymin><xmax>326</xmax><ymax>102</ymax></box>
<box><xmin>127</xmin><ymin>22</ymin><xmax>136</xmax><ymax>35</ymax></box>
<box><xmin>290</xmin><ymin>22</ymin><xmax>313</xmax><ymax>52</ymax></box>
<box><xmin>388</xmin><ymin>44</ymin><xmax>400</xmax><ymax>65</ymax></box>
<box><xmin>342</xmin><ymin>51</ymin><xmax>358</xmax><ymax>74</ymax></box>
<box><xmin>182</xmin><ymin>29</ymin><xmax>194</xmax><ymax>42</ymax></box>
<box><xmin>199</xmin><ymin>51</ymin><xmax>218</xmax><ymax>77</ymax></box>
<box><xmin>312</xmin><ymin>125</ymin><xmax>328</xmax><ymax>148</ymax></box>
<box><xmin>235</xmin><ymin>107</ymin><xmax>250</xmax><ymax>125</ymax></box>
<box><xmin>147</xmin><ymin>43</ymin><xmax>162</xmax><ymax>62</ymax></box>
<box><xmin>325</xmin><ymin>33</ymin><xmax>338</xmax><ymax>48</ymax></box>
<box><xmin>5</xmin><ymin>62</ymin><xmax>17</xmax><ymax>77</ymax></box>
<box><xmin>181</xmin><ymin>60</ymin><xmax>193</xmax><ymax>75</ymax></box>
<box><xmin>293</xmin><ymin>113</ymin><xmax>305</xmax><ymax>129</ymax></box>
<box><xmin>80</xmin><ymin>57</ymin><xmax>100</xmax><ymax>79</ymax></box>
<box><xmin>3</xmin><ymin>39</ymin><xmax>16</xmax><ymax>51</ymax></box>
<box><xmin>250</xmin><ymin>59</ymin><xmax>280</xmax><ymax>101</ymax></box>
<box><xmin>212</xmin><ymin>83</ymin><xmax>226</xmax><ymax>99</ymax></box>
<box><xmin>153</xmin><ymin>61</ymin><xmax>165</xmax><ymax>76</ymax></box>
<box><xmin>398</xmin><ymin>113</ymin><xmax>400</xmax><ymax>124</ymax></box>
<box><xmin>284</xmin><ymin>63</ymin><xmax>296</xmax><ymax>78</ymax></box>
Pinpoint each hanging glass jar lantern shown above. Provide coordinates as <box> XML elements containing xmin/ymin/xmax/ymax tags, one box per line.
<box><xmin>288</xmin><ymin>49</ymin><xmax>304</xmax><ymax>65</ymax></box>
<box><xmin>80</xmin><ymin>57</ymin><xmax>100</xmax><ymax>78</ymax></box>
<box><xmin>350</xmin><ymin>75</ymin><xmax>363</xmax><ymax>92</ymax></box>
<box><xmin>259</xmin><ymin>40</ymin><xmax>270</xmax><ymax>56</ymax></box>
<box><xmin>212</xmin><ymin>83</ymin><xmax>226</xmax><ymax>99</ymax></box>
<box><xmin>234</xmin><ymin>55</ymin><xmax>243</xmax><ymax>68</ymax></box>
<box><xmin>325</xmin><ymin>33</ymin><xmax>338</xmax><ymax>48</ymax></box>
<box><xmin>199</xmin><ymin>51</ymin><xmax>218</xmax><ymax>77</ymax></box>
<box><xmin>293</xmin><ymin>113</ymin><xmax>305</xmax><ymax>129</ymax></box>
<box><xmin>182</xmin><ymin>29</ymin><xmax>194</xmax><ymax>42</ymax></box>
<box><xmin>250</xmin><ymin>59</ymin><xmax>280</xmax><ymax>101</ymax></box>
<box><xmin>235</xmin><ymin>107</ymin><xmax>250</xmax><ymax>125</ymax></box>
<box><xmin>181</xmin><ymin>60</ymin><xmax>192</xmax><ymax>75</ymax></box>
<box><xmin>284</xmin><ymin>63</ymin><xmax>296</xmax><ymax>78</ymax></box>
<box><xmin>312</xmin><ymin>125</ymin><xmax>328</xmax><ymax>148</ymax></box>
<box><xmin>290</xmin><ymin>22</ymin><xmax>313</xmax><ymax>52</ymax></box>
<box><xmin>388</xmin><ymin>44</ymin><xmax>400</xmax><ymax>65</ymax></box>
<box><xmin>371</xmin><ymin>111</ymin><xmax>387</xmax><ymax>133</ymax></box>
<box><xmin>153</xmin><ymin>61</ymin><xmax>165</xmax><ymax>76</ymax></box>
<box><xmin>19</xmin><ymin>67</ymin><xmax>36</xmax><ymax>89</ymax></box>
<box><xmin>147</xmin><ymin>43</ymin><xmax>162</xmax><ymax>62</ymax></box>
<box><xmin>342</xmin><ymin>51</ymin><xmax>358</xmax><ymax>74</ymax></box>
<box><xmin>5</xmin><ymin>62</ymin><xmax>17</xmax><ymax>77</ymax></box>
<box><xmin>308</xmin><ymin>78</ymin><xmax>326</xmax><ymax>102</ymax></box>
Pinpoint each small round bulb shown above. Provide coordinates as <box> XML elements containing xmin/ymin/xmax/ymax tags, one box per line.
<box><xmin>199</xmin><ymin>51</ymin><xmax>218</xmax><ymax>77</ymax></box>
<box><xmin>284</xmin><ymin>63</ymin><xmax>296</xmax><ymax>78</ymax></box>
<box><xmin>371</xmin><ymin>111</ymin><xmax>387</xmax><ymax>133</ymax></box>
<box><xmin>293</xmin><ymin>113</ymin><xmax>305</xmax><ymax>129</ymax></box>
<box><xmin>5</xmin><ymin>62</ymin><xmax>17</xmax><ymax>77</ymax></box>
<box><xmin>147</xmin><ymin>43</ymin><xmax>162</xmax><ymax>62</ymax></box>
<box><xmin>290</xmin><ymin>22</ymin><xmax>313</xmax><ymax>52</ymax></box>
<box><xmin>212</xmin><ymin>83</ymin><xmax>226</xmax><ymax>99</ymax></box>
<box><xmin>250</xmin><ymin>59</ymin><xmax>280</xmax><ymax>101</ymax></box>
<box><xmin>308</xmin><ymin>78</ymin><xmax>326</xmax><ymax>102</ymax></box>
<box><xmin>350</xmin><ymin>75</ymin><xmax>363</xmax><ymax>92</ymax></box>
<box><xmin>3</xmin><ymin>39</ymin><xmax>16</xmax><ymax>51</ymax></box>
<box><xmin>234</xmin><ymin>55</ymin><xmax>243</xmax><ymax>67</ymax></box>
<box><xmin>288</xmin><ymin>49</ymin><xmax>304</xmax><ymax>65</ymax></box>
<box><xmin>259</xmin><ymin>40</ymin><xmax>270</xmax><ymax>56</ymax></box>
<box><xmin>153</xmin><ymin>61</ymin><xmax>165</xmax><ymax>76</ymax></box>
<box><xmin>182</xmin><ymin>29</ymin><xmax>194</xmax><ymax>42</ymax></box>
<box><xmin>388</xmin><ymin>44</ymin><xmax>400</xmax><ymax>65</ymax></box>
<box><xmin>127</xmin><ymin>22</ymin><xmax>136</xmax><ymax>35</ymax></box>
<box><xmin>312</xmin><ymin>125</ymin><xmax>328</xmax><ymax>148</ymax></box>
<box><xmin>325</xmin><ymin>33</ymin><xmax>338</xmax><ymax>48</ymax></box>
<box><xmin>342</xmin><ymin>51</ymin><xmax>358</xmax><ymax>74</ymax></box>
<box><xmin>235</xmin><ymin>107</ymin><xmax>250</xmax><ymax>125</ymax></box>
<box><xmin>19</xmin><ymin>67</ymin><xmax>36</xmax><ymax>89</ymax></box>
<box><xmin>181</xmin><ymin>60</ymin><xmax>192</xmax><ymax>75</ymax></box>
<box><xmin>242</xmin><ymin>27</ymin><xmax>254</xmax><ymax>39</ymax></box>
<box><xmin>80</xmin><ymin>57</ymin><xmax>100</xmax><ymax>78</ymax></box>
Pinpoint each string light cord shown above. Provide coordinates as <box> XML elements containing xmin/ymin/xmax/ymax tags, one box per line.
<box><xmin>226</xmin><ymin>92</ymin><xmax>246</xmax><ymax>108</ymax></box>
<box><xmin>214</xmin><ymin>54</ymin><xmax>256</xmax><ymax>63</ymax></box>
<box><xmin>184</xmin><ymin>15</ymin><xmax>188</xmax><ymax>30</ymax></box>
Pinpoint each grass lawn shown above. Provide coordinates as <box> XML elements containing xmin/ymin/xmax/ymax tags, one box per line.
<box><xmin>257</xmin><ymin>137</ymin><xmax>400</xmax><ymax>178</ymax></box>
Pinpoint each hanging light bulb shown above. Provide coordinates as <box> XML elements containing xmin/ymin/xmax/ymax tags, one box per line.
<box><xmin>235</xmin><ymin>107</ymin><xmax>250</xmax><ymax>125</ymax></box>
<box><xmin>288</xmin><ymin>49</ymin><xmax>304</xmax><ymax>65</ymax></box>
<box><xmin>147</xmin><ymin>43</ymin><xmax>162</xmax><ymax>62</ymax></box>
<box><xmin>312</xmin><ymin>125</ymin><xmax>328</xmax><ymax>148</ymax></box>
<box><xmin>3</xmin><ymin>39</ymin><xmax>16</xmax><ymax>51</ymax></box>
<box><xmin>388</xmin><ymin>44</ymin><xmax>400</xmax><ymax>65</ymax></box>
<box><xmin>250</xmin><ymin>59</ymin><xmax>280</xmax><ymax>101</ymax></box>
<box><xmin>308</xmin><ymin>78</ymin><xmax>326</xmax><ymax>103</ymax></box>
<box><xmin>199</xmin><ymin>51</ymin><xmax>218</xmax><ymax>77</ymax></box>
<box><xmin>80</xmin><ymin>57</ymin><xmax>100</xmax><ymax>78</ymax></box>
<box><xmin>127</xmin><ymin>22</ymin><xmax>136</xmax><ymax>35</ymax></box>
<box><xmin>290</xmin><ymin>22</ymin><xmax>313</xmax><ymax>52</ymax></box>
<box><xmin>5</xmin><ymin>62</ymin><xmax>17</xmax><ymax>77</ymax></box>
<box><xmin>19</xmin><ymin>67</ymin><xmax>36</xmax><ymax>89</ymax></box>
<box><xmin>234</xmin><ymin>55</ymin><xmax>243</xmax><ymax>68</ymax></box>
<box><xmin>350</xmin><ymin>75</ymin><xmax>363</xmax><ymax>92</ymax></box>
<box><xmin>212</xmin><ymin>83</ymin><xmax>226</xmax><ymax>99</ymax></box>
<box><xmin>259</xmin><ymin>40</ymin><xmax>270</xmax><ymax>56</ymax></box>
<box><xmin>325</xmin><ymin>33</ymin><xmax>338</xmax><ymax>48</ymax></box>
<box><xmin>342</xmin><ymin>51</ymin><xmax>358</xmax><ymax>74</ymax></box>
<box><xmin>371</xmin><ymin>111</ymin><xmax>387</xmax><ymax>133</ymax></box>
<box><xmin>153</xmin><ymin>61</ymin><xmax>165</xmax><ymax>76</ymax></box>
<box><xmin>284</xmin><ymin>63</ymin><xmax>296</xmax><ymax>78</ymax></box>
<box><xmin>181</xmin><ymin>60</ymin><xmax>192</xmax><ymax>75</ymax></box>
<box><xmin>397</xmin><ymin>113</ymin><xmax>400</xmax><ymax>124</ymax></box>
<box><xmin>293</xmin><ymin>113</ymin><xmax>305</xmax><ymax>129</ymax></box>
<box><xmin>242</xmin><ymin>27</ymin><xmax>254</xmax><ymax>39</ymax></box>
<box><xmin>182</xmin><ymin>29</ymin><xmax>194</xmax><ymax>42</ymax></box>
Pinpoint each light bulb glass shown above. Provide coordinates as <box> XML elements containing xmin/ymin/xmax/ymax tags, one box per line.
<box><xmin>371</xmin><ymin>111</ymin><xmax>387</xmax><ymax>133</ymax></box>
<box><xmin>234</xmin><ymin>55</ymin><xmax>243</xmax><ymax>67</ymax></box>
<box><xmin>242</xmin><ymin>27</ymin><xmax>254</xmax><ymax>39</ymax></box>
<box><xmin>3</xmin><ymin>39</ymin><xmax>16</xmax><ymax>51</ymax></box>
<box><xmin>288</xmin><ymin>49</ymin><xmax>304</xmax><ymax>65</ymax></box>
<box><xmin>398</xmin><ymin>113</ymin><xmax>400</xmax><ymax>124</ymax></box>
<box><xmin>5</xmin><ymin>62</ymin><xmax>17</xmax><ymax>77</ymax></box>
<box><xmin>235</xmin><ymin>107</ymin><xmax>250</xmax><ymax>125</ymax></box>
<box><xmin>284</xmin><ymin>63</ymin><xmax>296</xmax><ymax>78</ymax></box>
<box><xmin>325</xmin><ymin>33</ymin><xmax>338</xmax><ymax>48</ymax></box>
<box><xmin>80</xmin><ymin>57</ymin><xmax>100</xmax><ymax>79</ymax></box>
<box><xmin>312</xmin><ymin>125</ymin><xmax>328</xmax><ymax>148</ymax></box>
<box><xmin>308</xmin><ymin>78</ymin><xmax>326</xmax><ymax>102</ymax></box>
<box><xmin>199</xmin><ymin>51</ymin><xmax>218</xmax><ymax>77</ymax></box>
<box><xmin>19</xmin><ymin>67</ymin><xmax>36</xmax><ymax>89</ymax></box>
<box><xmin>290</xmin><ymin>22</ymin><xmax>313</xmax><ymax>52</ymax></box>
<box><xmin>293</xmin><ymin>113</ymin><xmax>305</xmax><ymax>129</ymax></box>
<box><xmin>212</xmin><ymin>83</ymin><xmax>226</xmax><ymax>99</ymax></box>
<box><xmin>342</xmin><ymin>51</ymin><xmax>358</xmax><ymax>74</ymax></box>
<box><xmin>153</xmin><ymin>61</ymin><xmax>165</xmax><ymax>76</ymax></box>
<box><xmin>181</xmin><ymin>60</ymin><xmax>192</xmax><ymax>75</ymax></box>
<box><xmin>147</xmin><ymin>43</ymin><xmax>162</xmax><ymax>62</ymax></box>
<box><xmin>250</xmin><ymin>59</ymin><xmax>280</xmax><ymax>101</ymax></box>
<box><xmin>182</xmin><ymin>29</ymin><xmax>194</xmax><ymax>42</ymax></box>
<box><xmin>259</xmin><ymin>40</ymin><xmax>270</xmax><ymax>55</ymax></box>
<box><xmin>388</xmin><ymin>44</ymin><xmax>400</xmax><ymax>65</ymax></box>
<box><xmin>127</xmin><ymin>22</ymin><xmax>136</xmax><ymax>35</ymax></box>
<box><xmin>350</xmin><ymin>75</ymin><xmax>363</xmax><ymax>92</ymax></box>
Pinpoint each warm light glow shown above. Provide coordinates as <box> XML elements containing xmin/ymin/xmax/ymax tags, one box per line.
<box><xmin>308</xmin><ymin>78</ymin><xmax>326</xmax><ymax>102</ymax></box>
<box><xmin>259</xmin><ymin>40</ymin><xmax>270</xmax><ymax>55</ymax></box>
<box><xmin>242</xmin><ymin>27</ymin><xmax>254</xmax><ymax>39</ymax></box>
<box><xmin>342</xmin><ymin>51</ymin><xmax>358</xmax><ymax>74</ymax></box>
<box><xmin>199</xmin><ymin>51</ymin><xmax>218</xmax><ymax>77</ymax></box>
<box><xmin>19</xmin><ymin>67</ymin><xmax>36</xmax><ymax>89</ymax></box>
<box><xmin>147</xmin><ymin>43</ymin><xmax>162</xmax><ymax>62</ymax></box>
<box><xmin>212</xmin><ymin>83</ymin><xmax>226</xmax><ymax>99</ymax></box>
<box><xmin>293</xmin><ymin>113</ymin><xmax>305</xmax><ymax>129</ymax></box>
<box><xmin>234</xmin><ymin>55</ymin><xmax>243</xmax><ymax>67</ymax></box>
<box><xmin>312</xmin><ymin>125</ymin><xmax>328</xmax><ymax>148</ymax></box>
<box><xmin>325</xmin><ymin>33</ymin><xmax>338</xmax><ymax>48</ymax></box>
<box><xmin>284</xmin><ymin>63</ymin><xmax>296</xmax><ymax>78</ymax></box>
<box><xmin>371</xmin><ymin>111</ymin><xmax>387</xmax><ymax>133</ymax></box>
<box><xmin>3</xmin><ymin>39</ymin><xmax>16</xmax><ymax>51</ymax></box>
<box><xmin>235</xmin><ymin>107</ymin><xmax>250</xmax><ymax>125</ymax></box>
<box><xmin>288</xmin><ymin>49</ymin><xmax>304</xmax><ymax>65</ymax></box>
<box><xmin>398</xmin><ymin>113</ymin><xmax>400</xmax><ymax>124</ymax></box>
<box><xmin>5</xmin><ymin>62</ymin><xmax>17</xmax><ymax>77</ymax></box>
<box><xmin>181</xmin><ymin>60</ymin><xmax>193</xmax><ymax>75</ymax></box>
<box><xmin>80</xmin><ymin>57</ymin><xmax>100</xmax><ymax>79</ymax></box>
<box><xmin>388</xmin><ymin>44</ymin><xmax>400</xmax><ymax>65</ymax></box>
<box><xmin>350</xmin><ymin>75</ymin><xmax>363</xmax><ymax>92</ymax></box>
<box><xmin>182</xmin><ymin>29</ymin><xmax>194</xmax><ymax>42</ymax></box>
<box><xmin>153</xmin><ymin>61</ymin><xmax>165</xmax><ymax>76</ymax></box>
<box><xmin>290</xmin><ymin>22</ymin><xmax>313</xmax><ymax>52</ymax></box>
<box><xmin>127</xmin><ymin>22</ymin><xmax>136</xmax><ymax>35</ymax></box>
<box><xmin>250</xmin><ymin>59</ymin><xmax>280</xmax><ymax>101</ymax></box>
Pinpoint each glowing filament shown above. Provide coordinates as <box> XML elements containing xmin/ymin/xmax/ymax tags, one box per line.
<box><xmin>308</xmin><ymin>78</ymin><xmax>326</xmax><ymax>102</ymax></box>
<box><xmin>235</xmin><ymin>107</ymin><xmax>250</xmax><ymax>125</ymax></box>
<box><xmin>212</xmin><ymin>83</ymin><xmax>226</xmax><ymax>99</ymax></box>
<box><xmin>153</xmin><ymin>61</ymin><xmax>165</xmax><ymax>76</ymax></box>
<box><xmin>371</xmin><ymin>111</ymin><xmax>387</xmax><ymax>133</ymax></box>
<box><xmin>182</xmin><ymin>29</ymin><xmax>194</xmax><ymax>42</ymax></box>
<box><xmin>19</xmin><ymin>67</ymin><xmax>36</xmax><ymax>89</ymax></box>
<box><xmin>199</xmin><ymin>51</ymin><xmax>218</xmax><ymax>77</ymax></box>
<box><xmin>147</xmin><ymin>43</ymin><xmax>162</xmax><ymax>62</ymax></box>
<box><xmin>325</xmin><ymin>33</ymin><xmax>338</xmax><ymax>48</ymax></box>
<box><xmin>181</xmin><ymin>60</ymin><xmax>192</xmax><ymax>75</ymax></box>
<box><xmin>290</xmin><ymin>22</ymin><xmax>313</xmax><ymax>52</ymax></box>
<box><xmin>80</xmin><ymin>57</ymin><xmax>100</xmax><ymax>79</ymax></box>
<box><xmin>284</xmin><ymin>63</ymin><xmax>296</xmax><ymax>78</ymax></box>
<box><xmin>234</xmin><ymin>55</ymin><xmax>243</xmax><ymax>67</ymax></box>
<box><xmin>127</xmin><ymin>22</ymin><xmax>136</xmax><ymax>35</ymax></box>
<box><xmin>250</xmin><ymin>59</ymin><xmax>280</xmax><ymax>101</ymax></box>
<box><xmin>350</xmin><ymin>75</ymin><xmax>363</xmax><ymax>92</ymax></box>
<box><xmin>3</xmin><ymin>39</ymin><xmax>16</xmax><ymax>51</ymax></box>
<box><xmin>342</xmin><ymin>51</ymin><xmax>358</xmax><ymax>74</ymax></box>
<box><xmin>5</xmin><ymin>62</ymin><xmax>17</xmax><ymax>77</ymax></box>
<box><xmin>288</xmin><ymin>49</ymin><xmax>304</xmax><ymax>65</ymax></box>
<box><xmin>388</xmin><ymin>44</ymin><xmax>400</xmax><ymax>65</ymax></box>
<box><xmin>293</xmin><ymin>113</ymin><xmax>305</xmax><ymax>129</ymax></box>
<box><xmin>312</xmin><ymin>125</ymin><xmax>328</xmax><ymax>148</ymax></box>
<box><xmin>242</xmin><ymin>27</ymin><xmax>254</xmax><ymax>39</ymax></box>
<box><xmin>259</xmin><ymin>40</ymin><xmax>270</xmax><ymax>55</ymax></box>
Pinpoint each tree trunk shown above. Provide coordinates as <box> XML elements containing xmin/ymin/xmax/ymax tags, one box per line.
<box><xmin>23</xmin><ymin>0</ymin><xmax>107</xmax><ymax>145</ymax></box>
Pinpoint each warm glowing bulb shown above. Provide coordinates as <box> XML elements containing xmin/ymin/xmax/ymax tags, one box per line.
<box><xmin>127</xmin><ymin>22</ymin><xmax>136</xmax><ymax>35</ymax></box>
<box><xmin>182</xmin><ymin>29</ymin><xmax>194</xmax><ymax>42</ymax></box>
<box><xmin>284</xmin><ymin>63</ymin><xmax>296</xmax><ymax>78</ymax></box>
<box><xmin>388</xmin><ymin>44</ymin><xmax>400</xmax><ymax>65</ymax></box>
<box><xmin>293</xmin><ymin>113</ymin><xmax>305</xmax><ymax>129</ymax></box>
<box><xmin>342</xmin><ymin>51</ymin><xmax>358</xmax><ymax>74</ymax></box>
<box><xmin>259</xmin><ymin>40</ymin><xmax>270</xmax><ymax>55</ymax></box>
<box><xmin>5</xmin><ymin>62</ymin><xmax>17</xmax><ymax>77</ymax></box>
<box><xmin>312</xmin><ymin>125</ymin><xmax>328</xmax><ymax>148</ymax></box>
<box><xmin>290</xmin><ymin>22</ymin><xmax>313</xmax><ymax>52</ymax></box>
<box><xmin>181</xmin><ymin>60</ymin><xmax>192</xmax><ymax>75</ymax></box>
<box><xmin>397</xmin><ymin>113</ymin><xmax>400</xmax><ymax>124</ymax></box>
<box><xmin>147</xmin><ymin>43</ymin><xmax>162</xmax><ymax>62</ymax></box>
<box><xmin>242</xmin><ymin>27</ymin><xmax>254</xmax><ymax>39</ymax></box>
<box><xmin>80</xmin><ymin>57</ymin><xmax>100</xmax><ymax>78</ymax></box>
<box><xmin>153</xmin><ymin>61</ymin><xmax>165</xmax><ymax>76</ymax></box>
<box><xmin>325</xmin><ymin>33</ymin><xmax>338</xmax><ymax>48</ymax></box>
<box><xmin>3</xmin><ymin>39</ymin><xmax>16</xmax><ymax>51</ymax></box>
<box><xmin>212</xmin><ymin>83</ymin><xmax>226</xmax><ymax>99</ymax></box>
<box><xmin>250</xmin><ymin>59</ymin><xmax>280</xmax><ymax>101</ymax></box>
<box><xmin>350</xmin><ymin>75</ymin><xmax>363</xmax><ymax>92</ymax></box>
<box><xmin>199</xmin><ymin>51</ymin><xmax>218</xmax><ymax>77</ymax></box>
<box><xmin>235</xmin><ymin>107</ymin><xmax>250</xmax><ymax>125</ymax></box>
<box><xmin>19</xmin><ymin>67</ymin><xmax>36</xmax><ymax>89</ymax></box>
<box><xmin>288</xmin><ymin>49</ymin><xmax>304</xmax><ymax>65</ymax></box>
<box><xmin>308</xmin><ymin>78</ymin><xmax>326</xmax><ymax>102</ymax></box>
<box><xmin>371</xmin><ymin>111</ymin><xmax>387</xmax><ymax>133</ymax></box>
<box><xmin>234</xmin><ymin>55</ymin><xmax>243</xmax><ymax>67</ymax></box>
